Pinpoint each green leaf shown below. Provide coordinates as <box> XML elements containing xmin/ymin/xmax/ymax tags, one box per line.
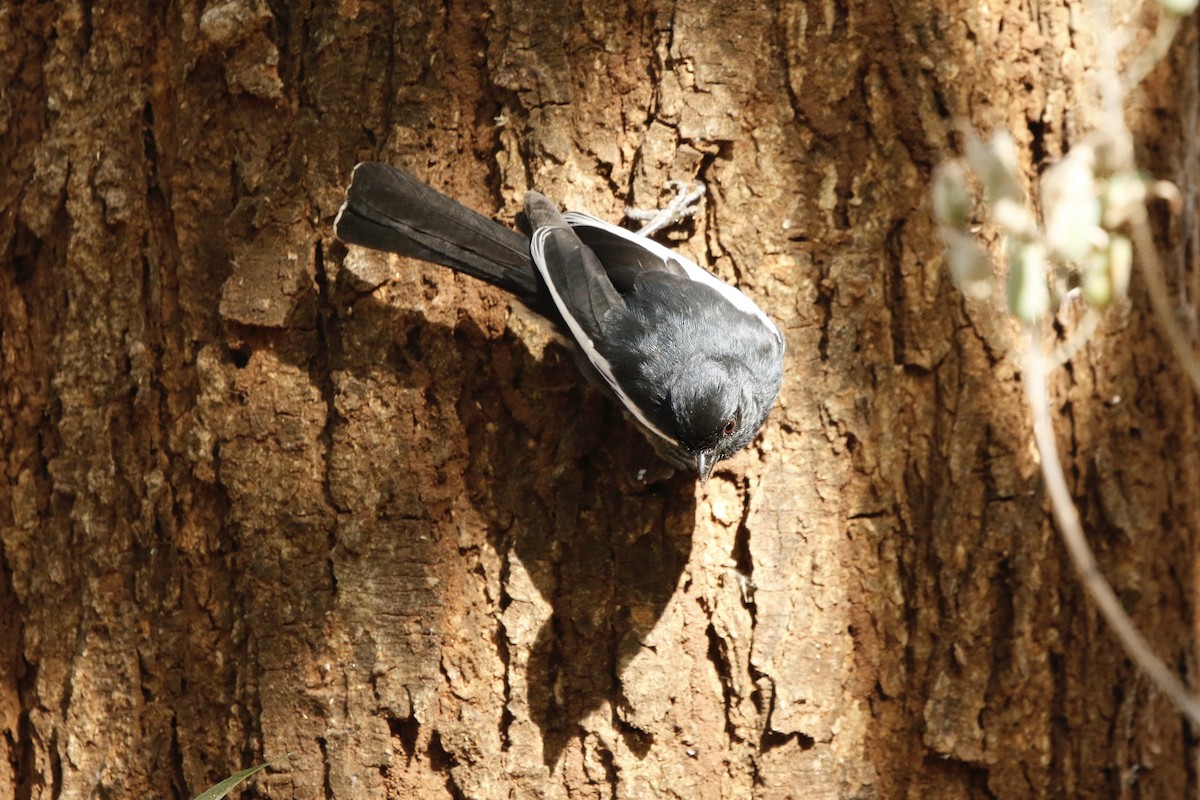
<box><xmin>191</xmin><ymin>759</ymin><xmax>276</xmax><ymax>800</ymax></box>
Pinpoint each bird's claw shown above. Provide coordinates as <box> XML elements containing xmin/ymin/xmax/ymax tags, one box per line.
<box><xmin>626</xmin><ymin>179</ymin><xmax>707</xmax><ymax>236</ymax></box>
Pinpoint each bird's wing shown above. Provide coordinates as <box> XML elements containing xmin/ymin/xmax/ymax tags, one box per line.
<box><xmin>527</xmin><ymin>195</ymin><xmax>680</xmax><ymax>446</ymax></box>
<box><xmin>563</xmin><ymin>211</ymin><xmax>784</xmax><ymax>344</ymax></box>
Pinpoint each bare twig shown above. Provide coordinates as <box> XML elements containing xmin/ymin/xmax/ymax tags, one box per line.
<box><xmin>1121</xmin><ymin>11</ymin><xmax>1184</xmax><ymax>94</ymax></box>
<box><xmin>1022</xmin><ymin>327</ymin><xmax>1200</xmax><ymax>726</ymax></box>
<box><xmin>1089</xmin><ymin>0</ymin><xmax>1200</xmax><ymax>395</ymax></box>
<box><xmin>1130</xmin><ymin>210</ymin><xmax>1200</xmax><ymax>396</ymax></box>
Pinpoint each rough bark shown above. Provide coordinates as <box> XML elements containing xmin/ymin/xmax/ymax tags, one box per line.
<box><xmin>1</xmin><ymin>0</ymin><xmax>1197</xmax><ymax>798</ymax></box>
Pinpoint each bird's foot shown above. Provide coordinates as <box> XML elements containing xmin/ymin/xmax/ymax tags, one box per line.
<box><xmin>625</xmin><ymin>179</ymin><xmax>707</xmax><ymax>236</ymax></box>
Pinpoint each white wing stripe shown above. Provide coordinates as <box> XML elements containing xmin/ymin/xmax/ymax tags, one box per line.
<box><xmin>562</xmin><ymin>211</ymin><xmax>783</xmax><ymax>344</ymax></box>
<box><xmin>530</xmin><ymin>228</ymin><xmax>679</xmax><ymax>446</ymax></box>
<box><xmin>333</xmin><ymin>162</ymin><xmax>368</xmax><ymax>234</ymax></box>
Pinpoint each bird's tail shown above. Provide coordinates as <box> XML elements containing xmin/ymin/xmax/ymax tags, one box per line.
<box><xmin>334</xmin><ymin>162</ymin><xmax>540</xmax><ymax>301</ymax></box>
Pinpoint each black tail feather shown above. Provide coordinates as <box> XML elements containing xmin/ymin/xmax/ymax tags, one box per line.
<box><xmin>334</xmin><ymin>163</ymin><xmax>540</xmax><ymax>301</ymax></box>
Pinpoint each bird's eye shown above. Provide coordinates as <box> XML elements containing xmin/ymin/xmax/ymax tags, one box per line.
<box><xmin>722</xmin><ymin>419</ymin><xmax>737</xmax><ymax>436</ymax></box>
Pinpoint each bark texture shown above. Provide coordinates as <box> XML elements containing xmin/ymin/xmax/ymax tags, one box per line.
<box><xmin>1</xmin><ymin>1</ymin><xmax>1197</xmax><ymax>798</ymax></box>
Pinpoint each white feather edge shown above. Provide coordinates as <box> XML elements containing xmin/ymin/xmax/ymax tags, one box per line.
<box><xmin>333</xmin><ymin>197</ymin><xmax>349</xmax><ymax>234</ymax></box>
<box><xmin>530</xmin><ymin>227</ymin><xmax>681</xmax><ymax>447</ymax></box>
<box><xmin>562</xmin><ymin>211</ymin><xmax>784</xmax><ymax>344</ymax></box>
<box><xmin>332</xmin><ymin>162</ymin><xmax>369</xmax><ymax>235</ymax></box>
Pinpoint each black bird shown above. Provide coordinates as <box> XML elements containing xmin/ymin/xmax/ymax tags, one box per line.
<box><xmin>334</xmin><ymin>162</ymin><xmax>785</xmax><ymax>481</ymax></box>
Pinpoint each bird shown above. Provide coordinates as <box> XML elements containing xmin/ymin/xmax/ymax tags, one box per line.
<box><xmin>333</xmin><ymin>162</ymin><xmax>785</xmax><ymax>482</ymax></box>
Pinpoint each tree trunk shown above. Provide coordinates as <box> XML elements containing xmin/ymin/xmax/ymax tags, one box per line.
<box><xmin>2</xmin><ymin>0</ymin><xmax>1196</xmax><ymax>797</ymax></box>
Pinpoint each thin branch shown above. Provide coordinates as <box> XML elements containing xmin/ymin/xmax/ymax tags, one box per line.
<box><xmin>1092</xmin><ymin>1</ymin><xmax>1200</xmax><ymax>396</ymax></box>
<box><xmin>1130</xmin><ymin>210</ymin><xmax>1200</xmax><ymax>397</ymax></box>
<box><xmin>1121</xmin><ymin>11</ymin><xmax>1183</xmax><ymax>94</ymax></box>
<box><xmin>1022</xmin><ymin>327</ymin><xmax>1200</xmax><ymax>727</ymax></box>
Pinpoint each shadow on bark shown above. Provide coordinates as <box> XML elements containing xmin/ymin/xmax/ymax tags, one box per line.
<box><xmin>450</xmin><ymin>316</ymin><xmax>699</xmax><ymax>767</ymax></box>
<box><xmin>315</xmin><ymin>258</ymin><xmax>699</xmax><ymax>768</ymax></box>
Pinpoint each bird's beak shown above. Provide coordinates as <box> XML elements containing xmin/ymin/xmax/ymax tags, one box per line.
<box><xmin>696</xmin><ymin>452</ymin><xmax>715</xmax><ymax>484</ymax></box>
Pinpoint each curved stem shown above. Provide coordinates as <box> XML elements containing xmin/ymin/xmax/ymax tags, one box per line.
<box><xmin>1022</xmin><ymin>327</ymin><xmax>1200</xmax><ymax>726</ymax></box>
<box><xmin>1131</xmin><ymin>211</ymin><xmax>1200</xmax><ymax>398</ymax></box>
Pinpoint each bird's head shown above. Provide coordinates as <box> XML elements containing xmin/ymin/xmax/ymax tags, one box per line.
<box><xmin>667</xmin><ymin>356</ymin><xmax>779</xmax><ymax>482</ymax></box>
